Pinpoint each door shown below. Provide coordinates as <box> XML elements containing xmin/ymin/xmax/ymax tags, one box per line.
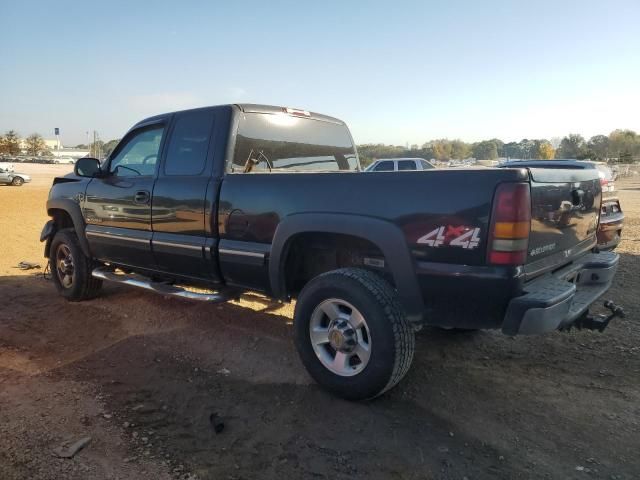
<box><xmin>83</xmin><ymin>125</ymin><xmax>165</xmax><ymax>266</ymax></box>
<box><xmin>0</xmin><ymin>167</ymin><xmax>11</xmax><ymax>184</ymax></box>
<box><xmin>151</xmin><ymin>108</ymin><xmax>220</xmax><ymax>279</ymax></box>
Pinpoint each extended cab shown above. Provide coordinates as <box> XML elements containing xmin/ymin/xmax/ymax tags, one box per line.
<box><xmin>41</xmin><ymin>104</ymin><xmax>622</xmax><ymax>400</ymax></box>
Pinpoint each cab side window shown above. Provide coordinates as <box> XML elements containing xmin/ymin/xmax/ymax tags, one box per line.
<box><xmin>373</xmin><ymin>160</ymin><xmax>395</xmax><ymax>171</ymax></box>
<box><xmin>397</xmin><ymin>160</ymin><xmax>417</xmax><ymax>171</ymax></box>
<box><xmin>164</xmin><ymin>110</ymin><xmax>214</xmax><ymax>176</ymax></box>
<box><xmin>109</xmin><ymin>127</ymin><xmax>164</xmax><ymax>177</ymax></box>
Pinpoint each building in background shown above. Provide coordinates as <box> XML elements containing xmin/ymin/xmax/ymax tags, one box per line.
<box><xmin>43</xmin><ymin>138</ymin><xmax>89</xmax><ymax>159</ymax></box>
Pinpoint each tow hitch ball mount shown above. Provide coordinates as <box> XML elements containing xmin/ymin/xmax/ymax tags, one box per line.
<box><xmin>568</xmin><ymin>300</ymin><xmax>626</xmax><ymax>332</ymax></box>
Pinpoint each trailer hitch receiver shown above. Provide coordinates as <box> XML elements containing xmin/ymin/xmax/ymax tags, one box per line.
<box><xmin>570</xmin><ymin>300</ymin><xmax>625</xmax><ymax>332</ymax></box>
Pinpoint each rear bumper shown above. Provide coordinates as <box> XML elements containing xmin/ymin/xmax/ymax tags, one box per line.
<box><xmin>502</xmin><ymin>251</ymin><xmax>619</xmax><ymax>335</ymax></box>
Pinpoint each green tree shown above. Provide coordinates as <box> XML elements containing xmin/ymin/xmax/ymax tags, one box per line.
<box><xmin>489</xmin><ymin>138</ymin><xmax>505</xmax><ymax>157</ymax></box>
<box><xmin>431</xmin><ymin>139</ymin><xmax>453</xmax><ymax>161</ymax></box>
<box><xmin>24</xmin><ymin>133</ymin><xmax>49</xmax><ymax>156</ymax></box>
<box><xmin>586</xmin><ymin>135</ymin><xmax>610</xmax><ymax>161</ymax></box>
<box><xmin>608</xmin><ymin>129</ymin><xmax>638</xmax><ymax>163</ymax></box>
<box><xmin>102</xmin><ymin>139</ymin><xmax>121</xmax><ymax>157</ymax></box>
<box><xmin>0</xmin><ymin>130</ymin><xmax>22</xmax><ymax>155</ymax></box>
<box><xmin>519</xmin><ymin>139</ymin><xmax>536</xmax><ymax>159</ymax></box>
<box><xmin>450</xmin><ymin>139</ymin><xmax>470</xmax><ymax>160</ymax></box>
<box><xmin>503</xmin><ymin>141</ymin><xmax>522</xmax><ymax>159</ymax></box>
<box><xmin>555</xmin><ymin>134</ymin><xmax>587</xmax><ymax>159</ymax></box>
<box><xmin>472</xmin><ymin>140</ymin><xmax>498</xmax><ymax>160</ymax></box>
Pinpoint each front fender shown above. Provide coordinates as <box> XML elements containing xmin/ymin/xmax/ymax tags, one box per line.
<box><xmin>46</xmin><ymin>198</ymin><xmax>91</xmax><ymax>257</ymax></box>
<box><xmin>269</xmin><ymin>213</ymin><xmax>424</xmax><ymax>323</ymax></box>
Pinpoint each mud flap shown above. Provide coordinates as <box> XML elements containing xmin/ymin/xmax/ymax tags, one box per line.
<box><xmin>40</xmin><ymin>220</ymin><xmax>56</xmax><ymax>257</ymax></box>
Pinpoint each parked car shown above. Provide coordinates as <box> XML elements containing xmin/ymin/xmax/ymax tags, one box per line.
<box><xmin>40</xmin><ymin>104</ymin><xmax>621</xmax><ymax>400</ymax></box>
<box><xmin>0</xmin><ymin>164</ymin><xmax>31</xmax><ymax>186</ymax></box>
<box><xmin>500</xmin><ymin>160</ymin><xmax>623</xmax><ymax>250</ymax></box>
<box><xmin>364</xmin><ymin>157</ymin><xmax>435</xmax><ymax>172</ymax></box>
<box><xmin>54</xmin><ymin>157</ymin><xmax>77</xmax><ymax>164</ymax></box>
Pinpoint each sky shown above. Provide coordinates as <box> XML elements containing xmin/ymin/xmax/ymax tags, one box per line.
<box><xmin>1</xmin><ymin>0</ymin><xmax>639</xmax><ymax>146</ymax></box>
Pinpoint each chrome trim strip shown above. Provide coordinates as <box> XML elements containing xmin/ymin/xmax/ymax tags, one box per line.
<box><xmin>218</xmin><ymin>248</ymin><xmax>265</xmax><ymax>259</ymax></box>
<box><xmin>153</xmin><ymin>240</ymin><xmax>203</xmax><ymax>251</ymax></box>
<box><xmin>85</xmin><ymin>230</ymin><xmax>150</xmax><ymax>243</ymax></box>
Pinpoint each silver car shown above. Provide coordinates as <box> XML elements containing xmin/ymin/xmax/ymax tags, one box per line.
<box><xmin>364</xmin><ymin>157</ymin><xmax>436</xmax><ymax>172</ymax></box>
<box><xmin>0</xmin><ymin>164</ymin><xmax>31</xmax><ymax>186</ymax></box>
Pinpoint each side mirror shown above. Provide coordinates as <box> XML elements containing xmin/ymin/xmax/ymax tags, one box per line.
<box><xmin>74</xmin><ymin>157</ymin><xmax>102</xmax><ymax>177</ymax></box>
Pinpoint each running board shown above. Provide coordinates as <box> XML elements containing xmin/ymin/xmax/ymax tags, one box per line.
<box><xmin>92</xmin><ymin>267</ymin><xmax>230</xmax><ymax>303</ymax></box>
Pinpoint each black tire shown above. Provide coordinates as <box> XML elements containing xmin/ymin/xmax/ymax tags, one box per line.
<box><xmin>294</xmin><ymin>268</ymin><xmax>415</xmax><ymax>401</ymax></box>
<box><xmin>11</xmin><ymin>176</ymin><xmax>24</xmax><ymax>186</ymax></box>
<box><xmin>49</xmin><ymin>229</ymin><xmax>102</xmax><ymax>301</ymax></box>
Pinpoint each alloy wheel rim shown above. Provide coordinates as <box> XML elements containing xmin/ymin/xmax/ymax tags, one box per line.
<box><xmin>309</xmin><ymin>298</ymin><xmax>372</xmax><ymax>377</ymax></box>
<box><xmin>55</xmin><ymin>244</ymin><xmax>74</xmax><ymax>288</ymax></box>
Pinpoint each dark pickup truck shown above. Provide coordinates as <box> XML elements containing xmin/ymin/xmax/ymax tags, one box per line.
<box><xmin>41</xmin><ymin>104</ymin><xmax>622</xmax><ymax>400</ymax></box>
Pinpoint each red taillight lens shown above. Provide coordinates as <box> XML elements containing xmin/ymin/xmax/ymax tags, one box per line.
<box><xmin>600</xmin><ymin>177</ymin><xmax>608</xmax><ymax>187</ymax></box>
<box><xmin>488</xmin><ymin>183</ymin><xmax>531</xmax><ymax>265</ymax></box>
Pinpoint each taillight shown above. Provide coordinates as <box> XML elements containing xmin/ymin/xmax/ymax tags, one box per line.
<box><xmin>488</xmin><ymin>182</ymin><xmax>531</xmax><ymax>265</ymax></box>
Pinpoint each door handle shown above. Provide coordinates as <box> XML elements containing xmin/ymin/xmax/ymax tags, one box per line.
<box><xmin>134</xmin><ymin>190</ymin><xmax>150</xmax><ymax>204</ymax></box>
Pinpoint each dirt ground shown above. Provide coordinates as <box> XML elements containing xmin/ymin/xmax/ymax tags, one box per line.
<box><xmin>1</xmin><ymin>164</ymin><xmax>639</xmax><ymax>480</ymax></box>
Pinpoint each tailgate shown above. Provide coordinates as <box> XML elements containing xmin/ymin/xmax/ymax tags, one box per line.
<box><xmin>525</xmin><ymin>168</ymin><xmax>601</xmax><ymax>277</ymax></box>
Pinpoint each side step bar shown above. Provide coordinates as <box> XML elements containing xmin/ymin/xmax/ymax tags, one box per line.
<box><xmin>92</xmin><ymin>267</ymin><xmax>230</xmax><ymax>303</ymax></box>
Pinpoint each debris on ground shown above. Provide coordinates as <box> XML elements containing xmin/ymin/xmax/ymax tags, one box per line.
<box><xmin>52</xmin><ymin>436</ymin><xmax>92</xmax><ymax>459</ymax></box>
<box><xmin>17</xmin><ymin>261</ymin><xmax>40</xmax><ymax>270</ymax></box>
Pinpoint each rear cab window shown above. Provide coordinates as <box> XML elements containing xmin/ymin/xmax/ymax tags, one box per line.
<box><xmin>230</xmin><ymin>112</ymin><xmax>359</xmax><ymax>173</ymax></box>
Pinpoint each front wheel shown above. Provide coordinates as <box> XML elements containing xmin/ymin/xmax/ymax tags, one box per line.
<box><xmin>11</xmin><ymin>176</ymin><xmax>24</xmax><ymax>186</ymax></box>
<box><xmin>49</xmin><ymin>229</ymin><xmax>102</xmax><ymax>301</ymax></box>
<box><xmin>294</xmin><ymin>268</ymin><xmax>415</xmax><ymax>400</ymax></box>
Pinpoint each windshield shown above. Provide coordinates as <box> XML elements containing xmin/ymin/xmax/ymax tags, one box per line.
<box><xmin>231</xmin><ymin>112</ymin><xmax>359</xmax><ymax>173</ymax></box>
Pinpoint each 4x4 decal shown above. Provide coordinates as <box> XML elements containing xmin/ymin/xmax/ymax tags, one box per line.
<box><xmin>417</xmin><ymin>226</ymin><xmax>481</xmax><ymax>249</ymax></box>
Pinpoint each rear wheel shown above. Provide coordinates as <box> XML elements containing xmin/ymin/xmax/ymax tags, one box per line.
<box><xmin>11</xmin><ymin>176</ymin><xmax>24</xmax><ymax>186</ymax></box>
<box><xmin>49</xmin><ymin>229</ymin><xmax>102</xmax><ymax>301</ymax></box>
<box><xmin>294</xmin><ymin>268</ymin><xmax>415</xmax><ymax>400</ymax></box>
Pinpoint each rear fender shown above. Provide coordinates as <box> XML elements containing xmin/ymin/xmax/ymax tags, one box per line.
<box><xmin>269</xmin><ymin>213</ymin><xmax>424</xmax><ymax>323</ymax></box>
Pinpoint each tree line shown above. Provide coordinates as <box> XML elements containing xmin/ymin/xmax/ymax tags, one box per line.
<box><xmin>357</xmin><ymin>129</ymin><xmax>640</xmax><ymax>166</ymax></box>
<box><xmin>0</xmin><ymin>130</ymin><xmax>121</xmax><ymax>159</ymax></box>
<box><xmin>0</xmin><ymin>130</ymin><xmax>52</xmax><ymax>156</ymax></box>
<box><xmin>3</xmin><ymin>128</ymin><xmax>639</xmax><ymax>165</ymax></box>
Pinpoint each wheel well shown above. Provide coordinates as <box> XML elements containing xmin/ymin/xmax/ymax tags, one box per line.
<box><xmin>49</xmin><ymin>208</ymin><xmax>74</xmax><ymax>229</ymax></box>
<box><xmin>282</xmin><ymin>232</ymin><xmax>392</xmax><ymax>298</ymax></box>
